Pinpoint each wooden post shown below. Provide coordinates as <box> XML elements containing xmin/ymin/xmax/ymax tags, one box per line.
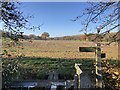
<box><xmin>95</xmin><ymin>43</ymin><xmax>102</xmax><ymax>88</ymax></box>
<box><xmin>0</xmin><ymin>57</ymin><xmax>1</xmax><ymax>90</ymax></box>
<box><xmin>118</xmin><ymin>41</ymin><xmax>120</xmax><ymax>60</ymax></box>
<box><xmin>0</xmin><ymin>34</ymin><xmax>2</xmax><ymax>90</ymax></box>
<box><xmin>74</xmin><ymin>63</ymin><xmax>82</xmax><ymax>89</ymax></box>
<box><xmin>117</xmin><ymin>1</ymin><xmax>120</xmax><ymax>60</ymax></box>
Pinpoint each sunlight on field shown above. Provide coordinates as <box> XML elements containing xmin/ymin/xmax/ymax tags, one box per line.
<box><xmin>2</xmin><ymin>40</ymin><xmax>119</xmax><ymax>59</ymax></box>
<box><xmin>4</xmin><ymin>40</ymin><xmax>96</xmax><ymax>59</ymax></box>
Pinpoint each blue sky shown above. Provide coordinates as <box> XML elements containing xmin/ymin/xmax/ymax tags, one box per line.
<box><xmin>19</xmin><ymin>2</ymin><xmax>89</xmax><ymax>37</ymax></box>
<box><xmin>0</xmin><ymin>2</ymin><xmax>117</xmax><ymax>37</ymax></box>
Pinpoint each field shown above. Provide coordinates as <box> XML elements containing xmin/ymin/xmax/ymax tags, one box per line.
<box><xmin>2</xmin><ymin>57</ymin><xmax>120</xmax><ymax>89</ymax></box>
<box><xmin>3</xmin><ymin>40</ymin><xmax>119</xmax><ymax>59</ymax></box>
<box><xmin>2</xmin><ymin>40</ymin><xmax>97</xmax><ymax>80</ymax></box>
<box><xmin>3</xmin><ymin>40</ymin><xmax>92</xmax><ymax>58</ymax></box>
<box><xmin>2</xmin><ymin>58</ymin><xmax>95</xmax><ymax>80</ymax></box>
<box><xmin>2</xmin><ymin>39</ymin><xmax>120</xmax><ymax>80</ymax></box>
<box><xmin>2</xmin><ymin>39</ymin><xmax>120</xmax><ymax>89</ymax></box>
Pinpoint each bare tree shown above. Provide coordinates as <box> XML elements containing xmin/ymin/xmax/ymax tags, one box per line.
<box><xmin>29</xmin><ymin>34</ymin><xmax>36</xmax><ymax>40</ymax></box>
<box><xmin>72</xmin><ymin>1</ymin><xmax>120</xmax><ymax>89</ymax></box>
<box><xmin>0</xmin><ymin>1</ymin><xmax>41</xmax><ymax>41</ymax></box>
<box><xmin>72</xmin><ymin>1</ymin><xmax>120</xmax><ymax>43</ymax></box>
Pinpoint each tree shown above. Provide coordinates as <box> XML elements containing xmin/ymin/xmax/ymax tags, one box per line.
<box><xmin>0</xmin><ymin>2</ymin><xmax>41</xmax><ymax>88</ymax></box>
<box><xmin>0</xmin><ymin>1</ymin><xmax>41</xmax><ymax>41</ymax></box>
<box><xmin>41</xmin><ymin>32</ymin><xmax>50</xmax><ymax>39</ymax></box>
<box><xmin>73</xmin><ymin>2</ymin><xmax>120</xmax><ymax>43</ymax></box>
<box><xmin>23</xmin><ymin>35</ymin><xmax>29</xmax><ymax>39</ymax></box>
<box><xmin>29</xmin><ymin>34</ymin><xmax>36</xmax><ymax>40</ymax></box>
<box><xmin>0</xmin><ymin>2</ymin><xmax>27</xmax><ymax>41</ymax></box>
<box><xmin>72</xmin><ymin>1</ymin><xmax>120</xmax><ymax>89</ymax></box>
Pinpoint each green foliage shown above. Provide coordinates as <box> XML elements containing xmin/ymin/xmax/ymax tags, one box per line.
<box><xmin>2</xmin><ymin>58</ymin><xmax>94</xmax><ymax>82</ymax></box>
<box><xmin>2</xmin><ymin>57</ymin><xmax>120</xmax><ymax>89</ymax></box>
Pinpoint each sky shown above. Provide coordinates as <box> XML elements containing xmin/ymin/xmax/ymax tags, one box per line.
<box><xmin>18</xmin><ymin>0</ymin><xmax>119</xmax><ymax>2</ymax></box>
<box><xmin>0</xmin><ymin>2</ymin><xmax>118</xmax><ymax>37</ymax></box>
<box><xmin>19</xmin><ymin>2</ymin><xmax>89</xmax><ymax>37</ymax></box>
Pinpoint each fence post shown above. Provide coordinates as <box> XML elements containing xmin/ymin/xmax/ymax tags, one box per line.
<box><xmin>74</xmin><ymin>63</ymin><xmax>82</xmax><ymax>89</ymax></box>
<box><xmin>95</xmin><ymin>43</ymin><xmax>103</xmax><ymax>88</ymax></box>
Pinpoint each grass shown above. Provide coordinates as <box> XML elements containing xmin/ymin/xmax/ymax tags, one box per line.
<box><xmin>2</xmin><ymin>40</ymin><xmax>97</xmax><ymax>59</ymax></box>
<box><xmin>2</xmin><ymin>57</ymin><xmax>95</xmax><ymax>81</ymax></box>
<box><xmin>2</xmin><ymin>39</ymin><xmax>120</xmax><ymax>81</ymax></box>
<box><xmin>2</xmin><ymin>39</ymin><xmax>120</xmax><ymax>89</ymax></box>
<box><xmin>3</xmin><ymin>57</ymin><xmax>120</xmax><ymax>80</ymax></box>
<box><xmin>2</xmin><ymin>40</ymin><xmax>119</xmax><ymax>60</ymax></box>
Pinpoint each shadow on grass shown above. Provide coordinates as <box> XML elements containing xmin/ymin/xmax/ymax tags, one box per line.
<box><xmin>2</xmin><ymin>57</ymin><xmax>120</xmax><ymax>89</ymax></box>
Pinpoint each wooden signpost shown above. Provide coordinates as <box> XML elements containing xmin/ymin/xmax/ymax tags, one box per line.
<box><xmin>74</xmin><ymin>63</ymin><xmax>82</xmax><ymax>89</ymax></box>
<box><xmin>79</xmin><ymin>42</ymin><xmax>103</xmax><ymax>88</ymax></box>
<box><xmin>95</xmin><ymin>43</ymin><xmax>103</xmax><ymax>88</ymax></box>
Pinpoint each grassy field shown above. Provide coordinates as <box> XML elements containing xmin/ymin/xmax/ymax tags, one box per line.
<box><xmin>3</xmin><ymin>40</ymin><xmax>118</xmax><ymax>59</ymax></box>
<box><xmin>2</xmin><ymin>57</ymin><xmax>120</xmax><ymax>81</ymax></box>
<box><xmin>2</xmin><ymin>57</ymin><xmax>95</xmax><ymax>80</ymax></box>
<box><xmin>2</xmin><ymin>39</ymin><xmax>120</xmax><ymax>89</ymax></box>
<box><xmin>2</xmin><ymin>40</ymin><xmax>99</xmax><ymax>59</ymax></box>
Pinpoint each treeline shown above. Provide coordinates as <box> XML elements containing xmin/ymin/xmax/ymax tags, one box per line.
<box><xmin>0</xmin><ymin>30</ymin><xmax>48</xmax><ymax>40</ymax></box>
<box><xmin>1</xmin><ymin>30</ymin><xmax>117</xmax><ymax>41</ymax></box>
<box><xmin>53</xmin><ymin>33</ymin><xmax>117</xmax><ymax>42</ymax></box>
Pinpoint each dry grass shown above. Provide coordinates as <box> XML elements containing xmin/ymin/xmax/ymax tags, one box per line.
<box><xmin>3</xmin><ymin>40</ymin><xmax>119</xmax><ymax>59</ymax></box>
<box><xmin>13</xmin><ymin>40</ymin><xmax>95</xmax><ymax>59</ymax></box>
